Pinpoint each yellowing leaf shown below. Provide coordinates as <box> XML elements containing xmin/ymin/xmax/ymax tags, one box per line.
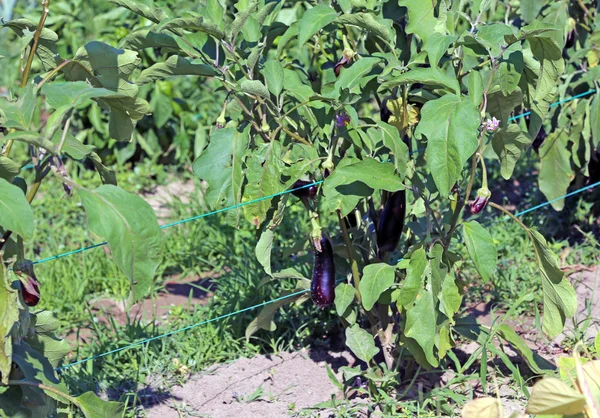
<box><xmin>461</xmin><ymin>397</ymin><xmax>500</xmax><ymax>418</ymax></box>
<box><xmin>384</xmin><ymin>97</ymin><xmax>420</xmax><ymax>131</ymax></box>
<box><xmin>526</xmin><ymin>377</ymin><xmax>587</xmax><ymax>415</ymax></box>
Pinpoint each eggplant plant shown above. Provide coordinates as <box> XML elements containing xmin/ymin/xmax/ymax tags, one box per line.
<box><xmin>0</xmin><ymin>0</ymin><xmax>599</xmax><ymax>414</ymax></box>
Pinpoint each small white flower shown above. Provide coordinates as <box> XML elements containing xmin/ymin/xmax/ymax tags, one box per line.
<box><xmin>484</xmin><ymin>117</ymin><xmax>500</xmax><ymax>131</ymax></box>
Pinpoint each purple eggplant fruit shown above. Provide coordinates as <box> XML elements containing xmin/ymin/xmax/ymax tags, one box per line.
<box><xmin>311</xmin><ymin>234</ymin><xmax>336</xmax><ymax>308</ymax></box>
<box><xmin>376</xmin><ymin>191</ymin><xmax>406</xmax><ymax>254</ymax></box>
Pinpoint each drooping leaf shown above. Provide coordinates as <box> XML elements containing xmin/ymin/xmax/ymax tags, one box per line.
<box><xmin>462</xmin><ymin>221</ymin><xmax>497</xmax><ymax>281</ymax></box>
<box><xmin>79</xmin><ymin>185</ymin><xmax>162</xmax><ymax>304</ymax></box>
<box><xmin>359</xmin><ymin>263</ymin><xmax>396</xmax><ymax>311</ymax></box>
<box><xmin>400</xmin><ymin>247</ymin><xmax>427</xmax><ymax>309</ymax></box>
<box><xmin>157</xmin><ymin>15</ymin><xmax>225</xmax><ymax>39</ymax></box>
<box><xmin>229</xmin><ymin>1</ymin><xmax>259</xmax><ymax>43</ymax></box>
<box><xmin>415</xmin><ymin>94</ymin><xmax>481</xmax><ymax>196</ymax></box>
<box><xmin>2</xmin><ymin>19</ymin><xmax>58</xmax><ymax>70</ymax></box>
<box><xmin>491</xmin><ymin>124</ymin><xmax>532</xmax><ymax>179</ymax></box>
<box><xmin>73</xmin><ymin>392</ymin><xmax>126</xmax><ymax>418</ymax></box>
<box><xmin>108</xmin><ymin>0</ymin><xmax>169</xmax><ymax>23</ymax></box>
<box><xmin>486</xmin><ymin>88</ymin><xmax>522</xmax><ymax>128</ymax></box>
<box><xmin>496</xmin><ymin>325</ymin><xmax>555</xmax><ymax>375</ymax></box>
<box><xmin>528</xmin><ymin>229</ymin><xmax>577</xmax><ymax>338</ymax></box>
<box><xmin>192</xmin><ymin>127</ymin><xmax>250</xmax><ymax>212</ymax></box>
<box><xmin>298</xmin><ymin>5</ymin><xmax>338</xmax><ymax>46</ymax></box>
<box><xmin>0</xmin><ymin>84</ymin><xmax>36</xmax><ymax>130</ymax></box>
<box><xmin>136</xmin><ymin>55</ymin><xmax>216</xmax><ymax>85</ymax></box>
<box><xmin>538</xmin><ymin>130</ymin><xmax>574</xmax><ymax>211</ymax></box>
<box><xmin>255</xmin><ymin>229</ymin><xmax>274</xmax><ymax>276</ymax></box>
<box><xmin>241</xmin><ymin>80</ymin><xmax>270</xmax><ymax>99</ymax></box>
<box><xmin>497</xmin><ymin>46</ymin><xmax>524</xmax><ymax>96</ymax></box>
<box><xmin>372</xmin><ymin>122</ymin><xmax>409</xmax><ymax>178</ymax></box>
<box><xmin>526</xmin><ymin>377</ymin><xmax>586</xmax><ymax>415</ymax></box>
<box><xmin>0</xmin><ymin>156</ymin><xmax>20</xmax><ymax>182</ymax></box>
<box><xmin>0</xmin><ymin>178</ymin><xmax>34</xmax><ymax>240</ymax></box>
<box><xmin>439</xmin><ymin>275</ymin><xmax>462</xmax><ymax>322</ymax></box>
<box><xmin>324</xmin><ymin>158</ymin><xmax>405</xmax><ymax>197</ymax></box>
<box><xmin>404</xmin><ymin>285</ymin><xmax>438</xmax><ymax>367</ymax></box>
<box><xmin>245</xmin><ymin>289</ymin><xmax>308</xmax><ymax>339</ymax></box>
<box><xmin>345</xmin><ymin>324</ymin><xmax>379</xmax><ymax>363</ymax></box>
<box><xmin>42</xmin><ymin>81</ymin><xmax>118</xmax><ymax>109</ymax></box>
<box><xmin>461</xmin><ymin>398</ymin><xmax>500</xmax><ymax>418</ymax></box>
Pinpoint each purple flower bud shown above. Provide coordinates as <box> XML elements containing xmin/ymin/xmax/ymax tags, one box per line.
<box><xmin>335</xmin><ymin>112</ymin><xmax>351</xmax><ymax>127</ymax></box>
<box><xmin>470</xmin><ymin>188</ymin><xmax>492</xmax><ymax>214</ymax></box>
<box><xmin>14</xmin><ymin>260</ymin><xmax>41</xmax><ymax>306</ymax></box>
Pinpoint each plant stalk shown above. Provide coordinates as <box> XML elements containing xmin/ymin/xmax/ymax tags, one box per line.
<box><xmin>20</xmin><ymin>0</ymin><xmax>51</xmax><ymax>88</ymax></box>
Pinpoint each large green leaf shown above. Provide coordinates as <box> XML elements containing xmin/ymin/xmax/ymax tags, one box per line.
<box><xmin>79</xmin><ymin>185</ymin><xmax>162</xmax><ymax>304</ymax></box>
<box><xmin>0</xmin><ymin>157</ymin><xmax>20</xmax><ymax>182</ymax></box>
<box><xmin>415</xmin><ymin>94</ymin><xmax>481</xmax><ymax>196</ymax></box>
<box><xmin>298</xmin><ymin>5</ymin><xmax>338</xmax><ymax>46</ymax></box>
<box><xmin>526</xmin><ymin>34</ymin><xmax>565</xmax><ymax>139</ymax></box>
<box><xmin>0</xmin><ymin>264</ymin><xmax>19</xmax><ymax>384</ymax></box>
<box><xmin>192</xmin><ymin>127</ymin><xmax>250</xmax><ymax>212</ymax></box>
<box><xmin>2</xmin><ymin>19</ymin><xmax>58</xmax><ymax>70</ymax></box>
<box><xmin>335</xmin><ymin>283</ymin><xmax>355</xmax><ymax>317</ymax></box>
<box><xmin>359</xmin><ymin>263</ymin><xmax>396</xmax><ymax>311</ymax></box>
<box><xmin>538</xmin><ymin>130</ymin><xmax>574</xmax><ymax>211</ymax></box>
<box><xmin>424</xmin><ymin>33</ymin><xmax>457</xmax><ymax>68</ymax></box>
<box><xmin>0</xmin><ymin>178</ymin><xmax>34</xmax><ymax>240</ymax></box>
<box><xmin>491</xmin><ymin>124</ymin><xmax>532</xmax><ymax>179</ymax></box>
<box><xmin>528</xmin><ymin>229</ymin><xmax>577</xmax><ymax>338</ymax></box>
<box><xmin>42</xmin><ymin>81</ymin><xmax>118</xmax><ymax>109</ymax></box>
<box><xmin>380</xmin><ymin>68</ymin><xmax>460</xmax><ymax>95</ymax></box>
<box><xmin>0</xmin><ymin>84</ymin><xmax>36</xmax><ymax>130</ymax></box>
<box><xmin>372</xmin><ymin>122</ymin><xmax>409</xmax><ymax>178</ymax></box>
<box><xmin>255</xmin><ymin>229</ymin><xmax>274</xmax><ymax>276</ymax></box>
<box><xmin>263</xmin><ymin>59</ymin><xmax>284</xmax><ymax>96</ymax></box>
<box><xmin>345</xmin><ymin>324</ymin><xmax>379</xmax><ymax>363</ymax></box>
<box><xmin>398</xmin><ymin>0</ymin><xmax>436</xmax><ymax>43</ymax></box>
<box><xmin>324</xmin><ymin>158</ymin><xmax>404</xmax><ymax>196</ymax></box>
<box><xmin>242</xmin><ymin>141</ymin><xmax>286</xmax><ymax>228</ymax></box>
<box><xmin>462</xmin><ymin>221</ymin><xmax>497</xmax><ymax>281</ymax></box>
<box><xmin>157</xmin><ymin>16</ymin><xmax>225</xmax><ymax>39</ymax></box>
<box><xmin>108</xmin><ymin>0</ymin><xmax>169</xmax><ymax>23</ymax></box>
<box><xmin>136</xmin><ymin>55</ymin><xmax>216</xmax><ymax>85</ymax></box>
<box><xmin>486</xmin><ymin>88</ymin><xmax>522</xmax><ymax>128</ymax></box>
<box><xmin>497</xmin><ymin>46</ymin><xmax>524</xmax><ymax>96</ymax></box>
<box><xmin>335</xmin><ymin>57</ymin><xmax>380</xmax><ymax>92</ymax></box>
<box><xmin>74</xmin><ymin>392</ymin><xmax>126</xmax><ymax>418</ymax></box>
<box><xmin>241</xmin><ymin>80</ymin><xmax>270</xmax><ymax>99</ymax></box>
<box><xmin>404</xmin><ymin>285</ymin><xmax>437</xmax><ymax>367</ymax></box>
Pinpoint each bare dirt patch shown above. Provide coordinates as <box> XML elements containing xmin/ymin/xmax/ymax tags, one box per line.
<box><xmin>142</xmin><ymin>179</ymin><xmax>199</xmax><ymax>223</ymax></box>
<box><xmin>145</xmin><ymin>350</ymin><xmax>354</xmax><ymax>417</ymax></box>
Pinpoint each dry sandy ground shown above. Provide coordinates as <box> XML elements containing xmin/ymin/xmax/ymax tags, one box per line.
<box><xmin>145</xmin><ymin>350</ymin><xmax>354</xmax><ymax>418</ymax></box>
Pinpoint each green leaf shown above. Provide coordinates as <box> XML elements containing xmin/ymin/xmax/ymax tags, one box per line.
<box><xmin>539</xmin><ymin>130</ymin><xmax>574</xmax><ymax>211</ymax></box>
<box><xmin>526</xmin><ymin>36</ymin><xmax>565</xmax><ymax>139</ymax></box>
<box><xmin>398</xmin><ymin>0</ymin><xmax>436</xmax><ymax>43</ymax></box>
<box><xmin>520</xmin><ymin>0</ymin><xmax>545</xmax><ymax>22</ymax></box>
<box><xmin>298</xmin><ymin>5</ymin><xmax>338</xmax><ymax>46</ymax></box>
<box><xmin>2</xmin><ymin>19</ymin><xmax>58</xmax><ymax>70</ymax></box>
<box><xmin>359</xmin><ymin>263</ymin><xmax>396</xmax><ymax>311</ymax></box>
<box><xmin>89</xmin><ymin>153</ymin><xmax>117</xmax><ymax>185</ymax></box>
<box><xmin>373</xmin><ymin>122</ymin><xmax>409</xmax><ymax>178</ymax></box>
<box><xmin>0</xmin><ymin>178</ymin><xmax>34</xmax><ymax>240</ymax></box>
<box><xmin>497</xmin><ymin>47</ymin><xmax>524</xmax><ymax>96</ymax></box>
<box><xmin>255</xmin><ymin>229</ymin><xmax>274</xmax><ymax>276</ymax></box>
<box><xmin>74</xmin><ymin>392</ymin><xmax>125</xmax><ymax>418</ymax></box>
<box><xmin>241</xmin><ymin>80</ymin><xmax>270</xmax><ymax>99</ymax></box>
<box><xmin>229</xmin><ymin>1</ymin><xmax>259</xmax><ymax>43</ymax></box>
<box><xmin>591</xmin><ymin>94</ymin><xmax>599</xmax><ymax>148</ymax></box>
<box><xmin>0</xmin><ymin>157</ymin><xmax>20</xmax><ymax>182</ymax></box>
<box><xmin>0</xmin><ymin>84</ymin><xmax>36</xmax><ymax>130</ymax></box>
<box><xmin>424</xmin><ymin>32</ymin><xmax>457</xmax><ymax>68</ymax></box>
<box><xmin>27</xmin><ymin>331</ymin><xmax>69</xmax><ymax>370</ymax></box>
<box><xmin>526</xmin><ymin>377</ymin><xmax>586</xmax><ymax>415</ymax></box>
<box><xmin>193</xmin><ymin>127</ymin><xmax>250</xmax><ymax>211</ymax></box>
<box><xmin>496</xmin><ymin>324</ymin><xmax>555</xmax><ymax>375</ymax></box>
<box><xmin>0</xmin><ymin>264</ymin><xmax>19</xmax><ymax>384</ymax></box>
<box><xmin>264</xmin><ymin>60</ymin><xmax>284</xmax><ymax>96</ymax></box>
<box><xmin>79</xmin><ymin>185</ymin><xmax>162</xmax><ymax>304</ymax></box>
<box><xmin>334</xmin><ymin>13</ymin><xmax>395</xmax><ymax>47</ymax></box>
<box><xmin>486</xmin><ymin>88</ymin><xmax>522</xmax><ymax>128</ymax></box>
<box><xmin>242</xmin><ymin>141</ymin><xmax>286</xmax><ymax>228</ymax></box>
<box><xmin>439</xmin><ymin>275</ymin><xmax>462</xmax><ymax>322</ymax></box>
<box><xmin>462</xmin><ymin>221</ymin><xmax>497</xmax><ymax>281</ymax></box>
<box><xmin>345</xmin><ymin>324</ymin><xmax>379</xmax><ymax>363</ymax></box>
<box><xmin>415</xmin><ymin>94</ymin><xmax>481</xmax><ymax>196</ymax></box>
<box><xmin>157</xmin><ymin>16</ymin><xmax>225</xmax><ymax>39</ymax></box>
<box><xmin>42</xmin><ymin>81</ymin><xmax>118</xmax><ymax>109</ymax></box>
<box><xmin>120</xmin><ymin>28</ymin><xmax>179</xmax><ymax>51</ymax></box>
<box><xmin>528</xmin><ymin>229</ymin><xmax>577</xmax><ymax>338</ymax></box>
<box><xmin>137</xmin><ymin>55</ymin><xmax>216</xmax><ymax>85</ymax></box>
<box><xmin>380</xmin><ymin>68</ymin><xmax>460</xmax><ymax>95</ymax></box>
<box><xmin>2</xmin><ymin>130</ymin><xmax>58</xmax><ymax>154</ymax></box>
<box><xmin>468</xmin><ymin>71</ymin><xmax>483</xmax><ymax>107</ymax></box>
<box><xmin>404</xmin><ymin>285</ymin><xmax>438</xmax><ymax>367</ymax></box>
<box><xmin>324</xmin><ymin>158</ymin><xmax>405</xmax><ymax>197</ymax></box>
<box><xmin>335</xmin><ymin>283</ymin><xmax>355</xmax><ymax>317</ymax></box>
<box><xmin>108</xmin><ymin>0</ymin><xmax>169</xmax><ymax>23</ymax></box>
<box><xmin>491</xmin><ymin>124</ymin><xmax>532</xmax><ymax>179</ymax></box>
<box><xmin>400</xmin><ymin>248</ymin><xmax>427</xmax><ymax>309</ymax></box>
<box><xmin>335</xmin><ymin>57</ymin><xmax>380</xmax><ymax>92</ymax></box>
<box><xmin>245</xmin><ymin>289</ymin><xmax>307</xmax><ymax>339</ymax></box>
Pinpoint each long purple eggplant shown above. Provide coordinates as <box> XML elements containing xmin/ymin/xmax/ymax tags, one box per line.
<box><xmin>311</xmin><ymin>234</ymin><xmax>336</xmax><ymax>308</ymax></box>
<box><xmin>376</xmin><ymin>191</ymin><xmax>406</xmax><ymax>254</ymax></box>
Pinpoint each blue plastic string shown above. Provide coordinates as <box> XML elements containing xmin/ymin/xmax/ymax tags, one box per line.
<box><xmin>508</xmin><ymin>89</ymin><xmax>596</xmax><ymax>122</ymax></box>
<box><xmin>55</xmin><ymin>179</ymin><xmax>599</xmax><ymax>372</ymax></box>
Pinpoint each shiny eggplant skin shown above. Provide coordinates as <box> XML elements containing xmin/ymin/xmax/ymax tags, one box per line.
<box><xmin>376</xmin><ymin>191</ymin><xmax>406</xmax><ymax>254</ymax></box>
<box><xmin>311</xmin><ymin>235</ymin><xmax>336</xmax><ymax>308</ymax></box>
<box><xmin>291</xmin><ymin>180</ymin><xmax>318</xmax><ymax>200</ymax></box>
